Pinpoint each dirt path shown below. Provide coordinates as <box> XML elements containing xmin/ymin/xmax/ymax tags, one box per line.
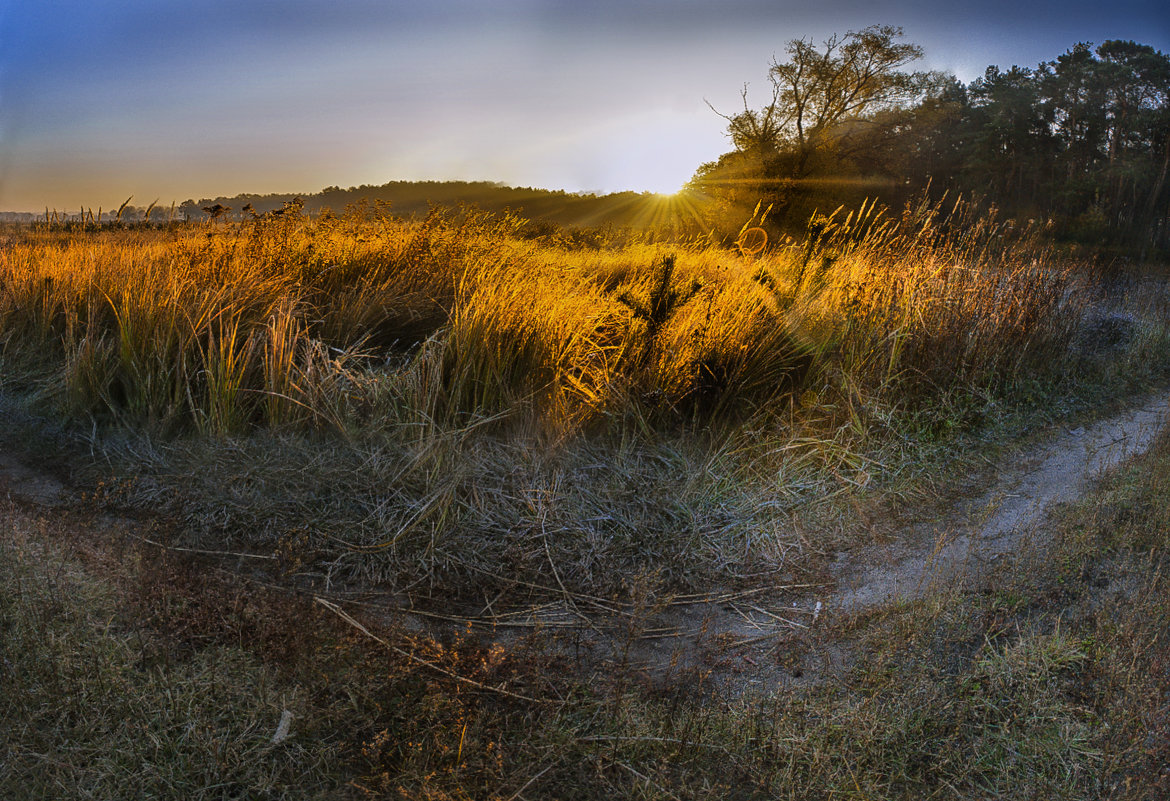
<box><xmin>570</xmin><ymin>390</ymin><xmax>1170</xmax><ymax>688</ymax></box>
<box><xmin>831</xmin><ymin>392</ymin><xmax>1169</xmax><ymax>611</ymax></box>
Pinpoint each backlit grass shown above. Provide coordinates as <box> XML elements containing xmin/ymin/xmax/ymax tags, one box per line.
<box><xmin>0</xmin><ymin>198</ymin><xmax>1163</xmax><ymax>596</ymax></box>
<box><xmin>1</xmin><ymin>197</ymin><xmax>1084</xmax><ymax>435</ymax></box>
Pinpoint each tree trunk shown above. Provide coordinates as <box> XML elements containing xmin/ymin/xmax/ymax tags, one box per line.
<box><xmin>1145</xmin><ymin>136</ymin><xmax>1170</xmax><ymax>225</ymax></box>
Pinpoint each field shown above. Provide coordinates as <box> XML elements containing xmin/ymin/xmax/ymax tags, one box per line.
<box><xmin>2</xmin><ymin>199</ymin><xmax>1170</xmax><ymax>798</ymax></box>
<box><xmin>1</xmin><ymin>199</ymin><xmax>1128</xmax><ymax>589</ymax></box>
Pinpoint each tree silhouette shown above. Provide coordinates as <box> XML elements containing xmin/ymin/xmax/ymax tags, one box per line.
<box><xmin>697</xmin><ymin>32</ymin><xmax>1170</xmax><ymax>249</ymax></box>
<box><xmin>715</xmin><ymin>25</ymin><xmax>933</xmax><ymax>180</ymax></box>
<box><xmin>202</xmin><ymin>203</ymin><xmax>231</xmax><ymax>222</ymax></box>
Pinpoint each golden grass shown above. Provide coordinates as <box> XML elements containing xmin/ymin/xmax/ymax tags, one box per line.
<box><xmin>0</xmin><ymin>197</ymin><xmax>1087</xmax><ymax>440</ymax></box>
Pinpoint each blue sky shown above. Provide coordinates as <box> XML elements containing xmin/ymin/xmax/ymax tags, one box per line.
<box><xmin>1</xmin><ymin>0</ymin><xmax>1167</xmax><ymax>211</ymax></box>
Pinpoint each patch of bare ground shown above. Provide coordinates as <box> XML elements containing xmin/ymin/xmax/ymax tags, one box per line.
<box><xmin>0</xmin><ymin>452</ymin><xmax>68</xmax><ymax>507</ymax></box>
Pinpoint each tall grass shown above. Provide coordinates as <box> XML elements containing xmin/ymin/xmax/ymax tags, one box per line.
<box><xmin>754</xmin><ymin>195</ymin><xmax>1080</xmax><ymax>400</ymax></box>
<box><xmin>0</xmin><ymin>198</ymin><xmax>1126</xmax><ymax>594</ymax></box>
<box><xmin>0</xmin><ymin>198</ymin><xmax>1086</xmax><ymax>438</ymax></box>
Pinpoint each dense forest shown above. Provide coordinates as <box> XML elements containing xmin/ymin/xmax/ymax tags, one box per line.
<box><xmin>692</xmin><ymin>26</ymin><xmax>1170</xmax><ymax>253</ymax></box>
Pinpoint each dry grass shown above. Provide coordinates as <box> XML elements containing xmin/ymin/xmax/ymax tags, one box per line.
<box><xmin>4</xmin><ymin>428</ymin><xmax>1170</xmax><ymax>799</ymax></box>
<box><xmin>4</xmin><ymin>198</ymin><xmax>1164</xmax><ymax>600</ymax></box>
<box><xmin>0</xmin><ymin>197</ymin><xmax>1087</xmax><ymax>434</ymax></box>
<box><xmin>3</xmin><ymin>198</ymin><xmax>1170</xmax><ymax>799</ymax></box>
<box><xmin>0</xmin><ymin>506</ymin><xmax>341</xmax><ymax>799</ymax></box>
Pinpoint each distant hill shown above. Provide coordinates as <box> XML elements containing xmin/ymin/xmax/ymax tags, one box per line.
<box><xmin>1</xmin><ymin>180</ymin><xmax>708</xmax><ymax>233</ymax></box>
<box><xmin>0</xmin><ymin>212</ymin><xmax>41</xmax><ymax>223</ymax></box>
<box><xmin>177</xmin><ymin>180</ymin><xmax>700</xmax><ymax>231</ymax></box>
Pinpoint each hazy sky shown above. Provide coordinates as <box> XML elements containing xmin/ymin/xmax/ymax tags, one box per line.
<box><xmin>1</xmin><ymin>0</ymin><xmax>1167</xmax><ymax>211</ymax></box>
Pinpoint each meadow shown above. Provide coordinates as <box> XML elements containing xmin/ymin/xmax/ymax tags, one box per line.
<box><xmin>3</xmin><ymin>197</ymin><xmax>1170</xmax><ymax>798</ymax></box>
<box><xmin>2</xmin><ymin>198</ymin><xmax>1087</xmax><ymax>433</ymax></box>
<box><xmin>1</xmin><ymin>197</ymin><xmax>1135</xmax><ymax>591</ymax></box>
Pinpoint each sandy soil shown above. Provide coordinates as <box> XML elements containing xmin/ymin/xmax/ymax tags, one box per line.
<box><xmin>832</xmin><ymin>392</ymin><xmax>1169</xmax><ymax>610</ymax></box>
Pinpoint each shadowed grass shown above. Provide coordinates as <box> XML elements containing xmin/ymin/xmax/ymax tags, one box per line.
<box><xmin>4</xmin><ymin>426</ymin><xmax>1170</xmax><ymax>799</ymax></box>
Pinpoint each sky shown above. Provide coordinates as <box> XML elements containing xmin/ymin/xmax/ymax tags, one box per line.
<box><xmin>1</xmin><ymin>0</ymin><xmax>1167</xmax><ymax>211</ymax></box>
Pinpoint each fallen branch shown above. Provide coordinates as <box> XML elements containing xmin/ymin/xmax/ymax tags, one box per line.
<box><xmin>313</xmin><ymin>596</ymin><xmax>544</xmax><ymax>704</ymax></box>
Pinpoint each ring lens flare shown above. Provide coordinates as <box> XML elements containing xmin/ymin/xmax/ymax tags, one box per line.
<box><xmin>736</xmin><ymin>226</ymin><xmax>767</xmax><ymax>257</ymax></box>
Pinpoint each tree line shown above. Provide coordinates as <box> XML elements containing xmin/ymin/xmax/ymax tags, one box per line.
<box><xmin>176</xmin><ymin>181</ymin><xmax>664</xmax><ymax>229</ymax></box>
<box><xmin>693</xmin><ymin>26</ymin><xmax>1170</xmax><ymax>254</ymax></box>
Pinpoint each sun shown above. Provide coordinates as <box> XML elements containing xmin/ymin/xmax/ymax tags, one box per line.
<box><xmin>649</xmin><ymin>175</ymin><xmax>692</xmax><ymax>198</ymax></box>
<box><xmin>629</xmin><ymin>186</ymin><xmax>709</xmax><ymax>229</ymax></box>
<box><xmin>639</xmin><ymin>160</ymin><xmax>695</xmax><ymax>197</ymax></box>
<box><xmin>648</xmin><ymin>178</ymin><xmax>695</xmax><ymax>200</ymax></box>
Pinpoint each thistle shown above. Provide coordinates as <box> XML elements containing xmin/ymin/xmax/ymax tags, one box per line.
<box><xmin>615</xmin><ymin>254</ymin><xmax>702</xmax><ymax>344</ymax></box>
